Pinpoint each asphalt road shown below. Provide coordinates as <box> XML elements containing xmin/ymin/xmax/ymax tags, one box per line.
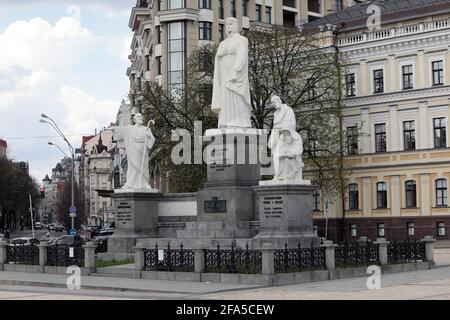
<box><xmin>8</xmin><ymin>229</ymin><xmax>65</xmax><ymax>240</ymax></box>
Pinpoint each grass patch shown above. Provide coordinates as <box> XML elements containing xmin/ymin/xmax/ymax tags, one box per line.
<box><xmin>96</xmin><ymin>259</ymin><xmax>134</xmax><ymax>268</ymax></box>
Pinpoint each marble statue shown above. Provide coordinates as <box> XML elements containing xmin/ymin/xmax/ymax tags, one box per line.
<box><xmin>211</xmin><ymin>17</ymin><xmax>252</xmax><ymax>129</ymax></box>
<box><xmin>268</xmin><ymin>96</ymin><xmax>309</xmax><ymax>183</ymax></box>
<box><xmin>113</xmin><ymin>113</ymin><xmax>156</xmax><ymax>191</ymax></box>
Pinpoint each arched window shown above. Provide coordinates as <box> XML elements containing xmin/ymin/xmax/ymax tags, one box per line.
<box><xmin>377</xmin><ymin>182</ymin><xmax>387</xmax><ymax>209</ymax></box>
<box><xmin>348</xmin><ymin>184</ymin><xmax>359</xmax><ymax>210</ymax></box>
<box><xmin>405</xmin><ymin>181</ymin><xmax>417</xmax><ymax>208</ymax></box>
<box><xmin>436</xmin><ymin>179</ymin><xmax>448</xmax><ymax>207</ymax></box>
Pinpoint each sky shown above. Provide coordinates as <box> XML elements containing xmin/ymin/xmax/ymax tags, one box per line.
<box><xmin>0</xmin><ymin>0</ymin><xmax>135</xmax><ymax>183</ymax></box>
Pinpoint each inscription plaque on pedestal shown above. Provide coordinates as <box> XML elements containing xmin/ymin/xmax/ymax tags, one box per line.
<box><xmin>204</xmin><ymin>197</ymin><xmax>227</xmax><ymax>213</ymax></box>
<box><xmin>262</xmin><ymin>196</ymin><xmax>285</xmax><ymax>219</ymax></box>
<box><xmin>117</xmin><ymin>201</ymin><xmax>132</xmax><ymax>225</ymax></box>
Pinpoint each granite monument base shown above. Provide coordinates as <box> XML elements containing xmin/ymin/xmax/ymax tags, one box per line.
<box><xmin>108</xmin><ymin>191</ymin><xmax>160</xmax><ymax>254</ymax></box>
<box><xmin>253</xmin><ymin>183</ymin><xmax>320</xmax><ymax>249</ymax></box>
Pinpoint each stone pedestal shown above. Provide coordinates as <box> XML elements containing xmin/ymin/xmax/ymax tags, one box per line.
<box><xmin>108</xmin><ymin>191</ymin><xmax>160</xmax><ymax>254</ymax></box>
<box><xmin>177</xmin><ymin>129</ymin><xmax>265</xmax><ymax>242</ymax></box>
<box><xmin>252</xmin><ymin>183</ymin><xmax>320</xmax><ymax>249</ymax></box>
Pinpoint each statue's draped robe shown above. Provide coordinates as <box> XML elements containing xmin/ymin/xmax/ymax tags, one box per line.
<box><xmin>269</xmin><ymin>105</ymin><xmax>304</xmax><ymax>181</ymax></box>
<box><xmin>113</xmin><ymin>125</ymin><xmax>155</xmax><ymax>189</ymax></box>
<box><xmin>211</xmin><ymin>34</ymin><xmax>252</xmax><ymax>128</ymax></box>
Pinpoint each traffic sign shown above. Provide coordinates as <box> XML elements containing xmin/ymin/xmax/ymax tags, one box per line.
<box><xmin>70</xmin><ymin>229</ymin><xmax>78</xmax><ymax>236</ymax></box>
<box><xmin>69</xmin><ymin>206</ymin><xmax>77</xmax><ymax>213</ymax></box>
<box><xmin>69</xmin><ymin>212</ymin><xmax>76</xmax><ymax>218</ymax></box>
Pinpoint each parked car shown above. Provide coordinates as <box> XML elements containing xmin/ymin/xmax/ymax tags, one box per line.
<box><xmin>9</xmin><ymin>237</ymin><xmax>40</xmax><ymax>246</ymax></box>
<box><xmin>54</xmin><ymin>224</ymin><xmax>65</xmax><ymax>232</ymax></box>
<box><xmin>99</xmin><ymin>222</ymin><xmax>115</xmax><ymax>236</ymax></box>
<box><xmin>52</xmin><ymin>235</ymin><xmax>85</xmax><ymax>247</ymax></box>
<box><xmin>34</xmin><ymin>222</ymin><xmax>43</xmax><ymax>230</ymax></box>
<box><xmin>39</xmin><ymin>236</ymin><xmax>56</xmax><ymax>243</ymax></box>
<box><xmin>47</xmin><ymin>223</ymin><xmax>56</xmax><ymax>230</ymax></box>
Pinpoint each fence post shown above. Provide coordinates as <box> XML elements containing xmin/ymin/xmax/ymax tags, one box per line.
<box><xmin>261</xmin><ymin>243</ymin><xmax>275</xmax><ymax>275</ymax></box>
<box><xmin>83</xmin><ymin>242</ymin><xmax>96</xmax><ymax>275</ymax></box>
<box><xmin>0</xmin><ymin>240</ymin><xmax>7</xmax><ymax>270</ymax></box>
<box><xmin>38</xmin><ymin>241</ymin><xmax>48</xmax><ymax>267</ymax></box>
<box><xmin>375</xmin><ymin>238</ymin><xmax>389</xmax><ymax>265</ymax></box>
<box><xmin>422</xmin><ymin>236</ymin><xmax>435</xmax><ymax>263</ymax></box>
<box><xmin>194</xmin><ymin>248</ymin><xmax>205</xmax><ymax>273</ymax></box>
<box><xmin>321</xmin><ymin>240</ymin><xmax>336</xmax><ymax>270</ymax></box>
<box><xmin>134</xmin><ymin>244</ymin><xmax>145</xmax><ymax>272</ymax></box>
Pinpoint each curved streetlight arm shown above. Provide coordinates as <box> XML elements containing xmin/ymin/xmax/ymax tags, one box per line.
<box><xmin>48</xmin><ymin>142</ymin><xmax>70</xmax><ymax>158</ymax></box>
<box><xmin>41</xmin><ymin>115</ymin><xmax>74</xmax><ymax>154</ymax></box>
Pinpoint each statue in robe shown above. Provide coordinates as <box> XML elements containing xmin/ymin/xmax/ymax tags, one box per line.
<box><xmin>113</xmin><ymin>113</ymin><xmax>156</xmax><ymax>191</ymax></box>
<box><xmin>268</xmin><ymin>96</ymin><xmax>306</xmax><ymax>182</ymax></box>
<box><xmin>211</xmin><ymin>17</ymin><xmax>252</xmax><ymax>129</ymax></box>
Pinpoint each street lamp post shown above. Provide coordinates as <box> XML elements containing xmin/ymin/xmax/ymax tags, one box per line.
<box><xmin>40</xmin><ymin>115</ymin><xmax>76</xmax><ymax>232</ymax></box>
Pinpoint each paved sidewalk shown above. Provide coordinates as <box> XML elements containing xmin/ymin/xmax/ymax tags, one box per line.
<box><xmin>0</xmin><ymin>271</ymin><xmax>262</xmax><ymax>298</ymax></box>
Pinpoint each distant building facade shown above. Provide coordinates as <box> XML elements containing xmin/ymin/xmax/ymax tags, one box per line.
<box><xmin>0</xmin><ymin>139</ymin><xmax>7</xmax><ymax>158</ymax></box>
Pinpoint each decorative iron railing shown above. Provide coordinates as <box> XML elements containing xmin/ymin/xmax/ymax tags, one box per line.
<box><xmin>204</xmin><ymin>244</ymin><xmax>262</xmax><ymax>274</ymax></box>
<box><xmin>335</xmin><ymin>241</ymin><xmax>379</xmax><ymax>268</ymax></box>
<box><xmin>47</xmin><ymin>245</ymin><xmax>85</xmax><ymax>267</ymax></box>
<box><xmin>95</xmin><ymin>240</ymin><xmax>108</xmax><ymax>254</ymax></box>
<box><xmin>5</xmin><ymin>245</ymin><xmax>39</xmax><ymax>265</ymax></box>
<box><xmin>274</xmin><ymin>243</ymin><xmax>326</xmax><ymax>273</ymax></box>
<box><xmin>387</xmin><ymin>240</ymin><xmax>426</xmax><ymax>264</ymax></box>
<box><xmin>143</xmin><ymin>243</ymin><xmax>194</xmax><ymax>272</ymax></box>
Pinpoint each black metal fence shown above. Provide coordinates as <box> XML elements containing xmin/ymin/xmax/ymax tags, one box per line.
<box><xmin>143</xmin><ymin>243</ymin><xmax>194</xmax><ymax>272</ymax></box>
<box><xmin>274</xmin><ymin>243</ymin><xmax>326</xmax><ymax>273</ymax></box>
<box><xmin>204</xmin><ymin>244</ymin><xmax>262</xmax><ymax>274</ymax></box>
<box><xmin>47</xmin><ymin>245</ymin><xmax>85</xmax><ymax>267</ymax></box>
<box><xmin>95</xmin><ymin>240</ymin><xmax>108</xmax><ymax>254</ymax></box>
<box><xmin>387</xmin><ymin>240</ymin><xmax>426</xmax><ymax>264</ymax></box>
<box><xmin>335</xmin><ymin>241</ymin><xmax>379</xmax><ymax>268</ymax></box>
<box><xmin>5</xmin><ymin>245</ymin><xmax>39</xmax><ymax>265</ymax></box>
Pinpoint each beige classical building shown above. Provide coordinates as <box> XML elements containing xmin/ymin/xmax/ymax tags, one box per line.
<box><xmin>304</xmin><ymin>0</ymin><xmax>450</xmax><ymax>241</ymax></box>
<box><xmin>127</xmin><ymin>0</ymin><xmax>361</xmax><ymax>110</ymax></box>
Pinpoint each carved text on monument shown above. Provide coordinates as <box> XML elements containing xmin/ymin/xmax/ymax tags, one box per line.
<box><xmin>262</xmin><ymin>196</ymin><xmax>285</xmax><ymax>218</ymax></box>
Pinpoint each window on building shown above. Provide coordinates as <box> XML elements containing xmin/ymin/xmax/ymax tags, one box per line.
<box><xmin>198</xmin><ymin>0</ymin><xmax>211</xmax><ymax>9</ymax></box>
<box><xmin>156</xmin><ymin>26</ymin><xmax>162</xmax><ymax>44</ymax></box>
<box><xmin>377</xmin><ymin>182</ymin><xmax>387</xmax><ymax>209</ymax></box>
<box><xmin>313</xmin><ymin>190</ymin><xmax>320</xmax><ymax>211</ymax></box>
<box><xmin>402</xmin><ymin>65</ymin><xmax>414</xmax><ymax>90</ymax></box>
<box><xmin>347</xmin><ymin>126</ymin><xmax>358</xmax><ymax>155</ymax></box>
<box><xmin>218</xmin><ymin>0</ymin><xmax>224</xmax><ymax>19</ymax></box>
<box><xmin>437</xmin><ymin>222</ymin><xmax>446</xmax><ymax>236</ymax></box>
<box><xmin>348</xmin><ymin>184</ymin><xmax>359</xmax><ymax>210</ymax></box>
<box><xmin>308</xmin><ymin>132</ymin><xmax>319</xmax><ymax>158</ymax></box>
<box><xmin>168</xmin><ymin>22</ymin><xmax>186</xmax><ymax>94</ymax></box>
<box><xmin>434</xmin><ymin>118</ymin><xmax>447</xmax><ymax>148</ymax></box>
<box><xmin>168</xmin><ymin>0</ymin><xmax>185</xmax><ymax>9</ymax></box>
<box><xmin>199</xmin><ymin>22</ymin><xmax>212</xmax><ymax>40</ymax></box>
<box><xmin>432</xmin><ymin>60</ymin><xmax>444</xmax><ymax>86</ymax></box>
<box><xmin>403</xmin><ymin>120</ymin><xmax>416</xmax><ymax>151</ymax></box>
<box><xmin>219</xmin><ymin>24</ymin><xmax>224</xmax><ymax>42</ymax></box>
<box><xmin>407</xmin><ymin>222</ymin><xmax>415</xmax><ymax>237</ymax></box>
<box><xmin>255</xmin><ymin>4</ymin><xmax>262</xmax><ymax>22</ymax></box>
<box><xmin>242</xmin><ymin>0</ymin><xmax>248</xmax><ymax>16</ymax></box>
<box><xmin>346</xmin><ymin>73</ymin><xmax>356</xmax><ymax>97</ymax></box>
<box><xmin>156</xmin><ymin>56</ymin><xmax>162</xmax><ymax>75</ymax></box>
<box><xmin>231</xmin><ymin>0</ymin><xmax>236</xmax><ymax>17</ymax></box>
<box><xmin>308</xmin><ymin>0</ymin><xmax>321</xmax><ymax>13</ymax></box>
<box><xmin>350</xmin><ymin>224</ymin><xmax>357</xmax><ymax>237</ymax></box>
<box><xmin>307</xmin><ymin>78</ymin><xmax>317</xmax><ymax>100</ymax></box>
<box><xmin>436</xmin><ymin>179</ymin><xmax>448</xmax><ymax>207</ymax></box>
<box><xmin>373</xmin><ymin>69</ymin><xmax>384</xmax><ymax>93</ymax></box>
<box><xmin>377</xmin><ymin>223</ymin><xmax>385</xmax><ymax>237</ymax></box>
<box><xmin>405</xmin><ymin>181</ymin><xmax>417</xmax><ymax>208</ymax></box>
<box><xmin>375</xmin><ymin>123</ymin><xmax>387</xmax><ymax>153</ymax></box>
<box><xmin>265</xmin><ymin>6</ymin><xmax>272</xmax><ymax>23</ymax></box>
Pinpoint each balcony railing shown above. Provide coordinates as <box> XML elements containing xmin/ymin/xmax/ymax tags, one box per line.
<box><xmin>337</xmin><ymin>17</ymin><xmax>450</xmax><ymax>47</ymax></box>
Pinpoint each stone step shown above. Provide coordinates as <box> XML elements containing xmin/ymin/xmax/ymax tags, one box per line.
<box><xmin>90</xmin><ymin>272</ymin><xmax>134</xmax><ymax>279</ymax></box>
<box><xmin>96</xmin><ymin>266</ymin><xmax>135</xmax><ymax>277</ymax></box>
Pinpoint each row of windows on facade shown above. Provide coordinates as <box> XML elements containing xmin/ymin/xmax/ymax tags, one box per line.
<box><xmin>345</xmin><ymin>61</ymin><xmax>445</xmax><ymax>97</ymax></box>
<box><xmin>313</xmin><ymin>179</ymin><xmax>449</xmax><ymax>211</ymax></box>
<box><xmin>313</xmin><ymin>222</ymin><xmax>447</xmax><ymax>238</ymax></box>
<box><xmin>345</xmin><ymin>117</ymin><xmax>447</xmax><ymax>155</ymax></box>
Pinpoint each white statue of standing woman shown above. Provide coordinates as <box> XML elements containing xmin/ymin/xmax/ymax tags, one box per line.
<box><xmin>113</xmin><ymin>113</ymin><xmax>157</xmax><ymax>192</ymax></box>
<box><xmin>268</xmin><ymin>96</ymin><xmax>310</xmax><ymax>184</ymax></box>
<box><xmin>211</xmin><ymin>17</ymin><xmax>252</xmax><ymax>129</ymax></box>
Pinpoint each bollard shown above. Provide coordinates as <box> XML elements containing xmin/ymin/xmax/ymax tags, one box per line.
<box><xmin>261</xmin><ymin>243</ymin><xmax>275</xmax><ymax>275</ymax></box>
<box><xmin>194</xmin><ymin>249</ymin><xmax>206</xmax><ymax>273</ymax></box>
<box><xmin>375</xmin><ymin>238</ymin><xmax>389</xmax><ymax>265</ymax></box>
<box><xmin>422</xmin><ymin>236</ymin><xmax>435</xmax><ymax>263</ymax></box>
<box><xmin>321</xmin><ymin>240</ymin><xmax>336</xmax><ymax>270</ymax></box>
<box><xmin>133</xmin><ymin>244</ymin><xmax>146</xmax><ymax>272</ymax></box>
<box><xmin>83</xmin><ymin>242</ymin><xmax>97</xmax><ymax>274</ymax></box>
<box><xmin>38</xmin><ymin>241</ymin><xmax>49</xmax><ymax>267</ymax></box>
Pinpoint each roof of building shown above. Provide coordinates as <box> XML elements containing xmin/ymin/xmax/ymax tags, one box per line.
<box><xmin>43</xmin><ymin>174</ymin><xmax>51</xmax><ymax>182</ymax></box>
<box><xmin>303</xmin><ymin>0</ymin><xmax>450</xmax><ymax>32</ymax></box>
<box><xmin>82</xmin><ymin>135</ymin><xmax>95</xmax><ymax>146</ymax></box>
<box><xmin>94</xmin><ymin>133</ymin><xmax>109</xmax><ymax>154</ymax></box>
<box><xmin>0</xmin><ymin>139</ymin><xmax>7</xmax><ymax>147</ymax></box>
